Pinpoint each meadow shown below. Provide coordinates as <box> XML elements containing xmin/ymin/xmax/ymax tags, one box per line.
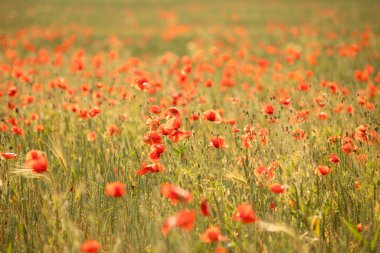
<box><xmin>0</xmin><ymin>0</ymin><xmax>379</xmax><ymax>252</ymax></box>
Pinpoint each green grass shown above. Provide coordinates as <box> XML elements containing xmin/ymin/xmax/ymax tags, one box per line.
<box><xmin>0</xmin><ymin>0</ymin><xmax>379</xmax><ymax>252</ymax></box>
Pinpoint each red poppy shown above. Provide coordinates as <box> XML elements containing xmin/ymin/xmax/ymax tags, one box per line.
<box><xmin>108</xmin><ymin>124</ymin><xmax>121</xmax><ymax>137</ymax></box>
<box><xmin>8</xmin><ymin>86</ymin><xmax>17</xmax><ymax>97</ymax></box>
<box><xmin>161</xmin><ymin>117</ymin><xmax>181</xmax><ymax>135</ymax></box>
<box><xmin>210</xmin><ymin>136</ymin><xmax>228</xmax><ymax>148</ymax></box>
<box><xmin>136</xmin><ymin>162</ymin><xmax>165</xmax><ymax>175</ymax></box>
<box><xmin>263</xmin><ymin>104</ymin><xmax>275</xmax><ymax>115</ymax></box>
<box><xmin>254</xmin><ymin>165</ymin><xmax>275</xmax><ymax>180</ymax></box>
<box><xmin>270</xmin><ymin>183</ymin><xmax>285</xmax><ymax>194</ymax></box>
<box><xmin>25</xmin><ymin>150</ymin><xmax>48</xmax><ymax>173</ymax></box>
<box><xmin>160</xmin><ymin>182</ymin><xmax>193</xmax><ymax>205</ymax></box>
<box><xmin>87</xmin><ymin>131</ymin><xmax>97</xmax><ymax>142</ymax></box>
<box><xmin>202</xmin><ymin>110</ymin><xmax>222</xmax><ymax>123</ymax></box>
<box><xmin>232</xmin><ymin>204</ymin><xmax>259</xmax><ymax>223</ymax></box>
<box><xmin>0</xmin><ymin>152</ymin><xmax>18</xmax><ymax>160</ymax></box>
<box><xmin>328</xmin><ymin>153</ymin><xmax>340</xmax><ymax>164</ymax></box>
<box><xmin>105</xmin><ymin>181</ymin><xmax>126</xmax><ymax>197</ymax></box>
<box><xmin>143</xmin><ymin>131</ymin><xmax>162</xmax><ymax>145</ymax></box>
<box><xmin>80</xmin><ymin>240</ymin><xmax>101</xmax><ymax>253</ymax></box>
<box><xmin>315</xmin><ymin>165</ymin><xmax>331</xmax><ymax>176</ymax></box>
<box><xmin>292</xmin><ymin>129</ymin><xmax>306</xmax><ymax>140</ymax></box>
<box><xmin>200</xmin><ymin>226</ymin><xmax>227</xmax><ymax>243</ymax></box>
<box><xmin>200</xmin><ymin>199</ymin><xmax>211</xmax><ymax>216</ymax></box>
<box><xmin>162</xmin><ymin>209</ymin><xmax>196</xmax><ymax>236</ymax></box>
<box><xmin>149</xmin><ymin>144</ymin><xmax>165</xmax><ymax>161</ymax></box>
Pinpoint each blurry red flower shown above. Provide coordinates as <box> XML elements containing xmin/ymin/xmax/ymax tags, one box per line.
<box><xmin>201</xmin><ymin>199</ymin><xmax>211</xmax><ymax>216</ymax></box>
<box><xmin>315</xmin><ymin>165</ymin><xmax>331</xmax><ymax>176</ymax></box>
<box><xmin>80</xmin><ymin>240</ymin><xmax>101</xmax><ymax>253</ymax></box>
<box><xmin>270</xmin><ymin>183</ymin><xmax>285</xmax><ymax>194</ymax></box>
<box><xmin>210</xmin><ymin>136</ymin><xmax>228</xmax><ymax>148</ymax></box>
<box><xmin>202</xmin><ymin>110</ymin><xmax>222</xmax><ymax>123</ymax></box>
<box><xmin>162</xmin><ymin>209</ymin><xmax>196</xmax><ymax>236</ymax></box>
<box><xmin>105</xmin><ymin>181</ymin><xmax>126</xmax><ymax>197</ymax></box>
<box><xmin>328</xmin><ymin>153</ymin><xmax>340</xmax><ymax>164</ymax></box>
<box><xmin>200</xmin><ymin>226</ymin><xmax>227</xmax><ymax>243</ymax></box>
<box><xmin>149</xmin><ymin>144</ymin><xmax>165</xmax><ymax>161</ymax></box>
<box><xmin>136</xmin><ymin>162</ymin><xmax>165</xmax><ymax>175</ymax></box>
<box><xmin>160</xmin><ymin>182</ymin><xmax>193</xmax><ymax>205</ymax></box>
<box><xmin>263</xmin><ymin>104</ymin><xmax>275</xmax><ymax>115</ymax></box>
<box><xmin>232</xmin><ymin>204</ymin><xmax>259</xmax><ymax>223</ymax></box>
<box><xmin>0</xmin><ymin>152</ymin><xmax>18</xmax><ymax>160</ymax></box>
<box><xmin>25</xmin><ymin>150</ymin><xmax>48</xmax><ymax>173</ymax></box>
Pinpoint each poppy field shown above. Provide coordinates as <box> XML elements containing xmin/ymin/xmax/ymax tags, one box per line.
<box><xmin>1</xmin><ymin>0</ymin><xmax>380</xmax><ymax>252</ymax></box>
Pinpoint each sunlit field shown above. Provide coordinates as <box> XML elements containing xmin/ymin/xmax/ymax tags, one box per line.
<box><xmin>0</xmin><ymin>0</ymin><xmax>379</xmax><ymax>252</ymax></box>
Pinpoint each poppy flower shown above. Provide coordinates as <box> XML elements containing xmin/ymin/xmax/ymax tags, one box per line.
<box><xmin>292</xmin><ymin>129</ymin><xmax>306</xmax><ymax>140</ymax></box>
<box><xmin>12</xmin><ymin>126</ymin><xmax>23</xmax><ymax>136</ymax></box>
<box><xmin>161</xmin><ymin>117</ymin><xmax>181</xmax><ymax>135</ymax></box>
<box><xmin>8</xmin><ymin>86</ymin><xmax>17</xmax><ymax>97</ymax></box>
<box><xmin>160</xmin><ymin>182</ymin><xmax>193</xmax><ymax>204</ymax></box>
<box><xmin>164</xmin><ymin>107</ymin><xmax>181</xmax><ymax>118</ymax></box>
<box><xmin>87</xmin><ymin>131</ymin><xmax>97</xmax><ymax>142</ymax></box>
<box><xmin>200</xmin><ymin>226</ymin><xmax>228</xmax><ymax>243</ymax></box>
<box><xmin>254</xmin><ymin>165</ymin><xmax>275</xmax><ymax>180</ymax></box>
<box><xmin>232</xmin><ymin>204</ymin><xmax>259</xmax><ymax>223</ymax></box>
<box><xmin>25</xmin><ymin>150</ymin><xmax>48</xmax><ymax>173</ymax></box>
<box><xmin>328</xmin><ymin>153</ymin><xmax>340</xmax><ymax>164</ymax></box>
<box><xmin>215</xmin><ymin>246</ymin><xmax>227</xmax><ymax>253</ymax></box>
<box><xmin>0</xmin><ymin>152</ymin><xmax>18</xmax><ymax>159</ymax></box>
<box><xmin>210</xmin><ymin>136</ymin><xmax>228</xmax><ymax>148</ymax></box>
<box><xmin>356</xmin><ymin>223</ymin><xmax>363</xmax><ymax>232</ymax></box>
<box><xmin>315</xmin><ymin>165</ymin><xmax>331</xmax><ymax>176</ymax></box>
<box><xmin>270</xmin><ymin>183</ymin><xmax>285</xmax><ymax>194</ymax></box>
<box><xmin>108</xmin><ymin>124</ymin><xmax>121</xmax><ymax>137</ymax></box>
<box><xmin>136</xmin><ymin>162</ymin><xmax>165</xmax><ymax>175</ymax></box>
<box><xmin>149</xmin><ymin>144</ymin><xmax>165</xmax><ymax>161</ymax></box>
<box><xmin>341</xmin><ymin>137</ymin><xmax>355</xmax><ymax>154</ymax></box>
<box><xmin>80</xmin><ymin>240</ymin><xmax>101</xmax><ymax>253</ymax></box>
<box><xmin>263</xmin><ymin>104</ymin><xmax>275</xmax><ymax>115</ymax></box>
<box><xmin>105</xmin><ymin>181</ymin><xmax>126</xmax><ymax>197</ymax></box>
<box><xmin>162</xmin><ymin>209</ymin><xmax>196</xmax><ymax>236</ymax></box>
<box><xmin>200</xmin><ymin>199</ymin><xmax>211</xmax><ymax>216</ymax></box>
<box><xmin>278</xmin><ymin>97</ymin><xmax>291</xmax><ymax>106</ymax></box>
<box><xmin>143</xmin><ymin>131</ymin><xmax>162</xmax><ymax>145</ymax></box>
<box><xmin>168</xmin><ymin>129</ymin><xmax>191</xmax><ymax>143</ymax></box>
<box><xmin>202</xmin><ymin>110</ymin><xmax>222</xmax><ymax>123</ymax></box>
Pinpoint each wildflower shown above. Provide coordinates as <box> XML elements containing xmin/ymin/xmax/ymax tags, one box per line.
<box><xmin>87</xmin><ymin>131</ymin><xmax>97</xmax><ymax>142</ymax></box>
<box><xmin>149</xmin><ymin>144</ymin><xmax>165</xmax><ymax>161</ymax></box>
<box><xmin>105</xmin><ymin>181</ymin><xmax>126</xmax><ymax>197</ymax></box>
<box><xmin>160</xmin><ymin>182</ymin><xmax>193</xmax><ymax>204</ymax></box>
<box><xmin>328</xmin><ymin>153</ymin><xmax>340</xmax><ymax>164</ymax></box>
<box><xmin>232</xmin><ymin>204</ymin><xmax>259</xmax><ymax>223</ymax></box>
<box><xmin>263</xmin><ymin>104</ymin><xmax>275</xmax><ymax>115</ymax></box>
<box><xmin>200</xmin><ymin>226</ymin><xmax>227</xmax><ymax>243</ymax></box>
<box><xmin>270</xmin><ymin>183</ymin><xmax>285</xmax><ymax>194</ymax></box>
<box><xmin>25</xmin><ymin>150</ymin><xmax>48</xmax><ymax>173</ymax></box>
<box><xmin>136</xmin><ymin>162</ymin><xmax>164</xmax><ymax>175</ymax></box>
<box><xmin>0</xmin><ymin>152</ymin><xmax>17</xmax><ymax>160</ymax></box>
<box><xmin>315</xmin><ymin>165</ymin><xmax>331</xmax><ymax>176</ymax></box>
<box><xmin>162</xmin><ymin>209</ymin><xmax>196</xmax><ymax>235</ymax></box>
<box><xmin>202</xmin><ymin>110</ymin><xmax>222</xmax><ymax>123</ymax></box>
<box><xmin>201</xmin><ymin>199</ymin><xmax>211</xmax><ymax>216</ymax></box>
<box><xmin>210</xmin><ymin>136</ymin><xmax>228</xmax><ymax>148</ymax></box>
<box><xmin>80</xmin><ymin>240</ymin><xmax>101</xmax><ymax>253</ymax></box>
<box><xmin>143</xmin><ymin>131</ymin><xmax>162</xmax><ymax>145</ymax></box>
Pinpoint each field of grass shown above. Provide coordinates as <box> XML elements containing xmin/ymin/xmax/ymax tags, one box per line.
<box><xmin>0</xmin><ymin>0</ymin><xmax>379</xmax><ymax>252</ymax></box>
